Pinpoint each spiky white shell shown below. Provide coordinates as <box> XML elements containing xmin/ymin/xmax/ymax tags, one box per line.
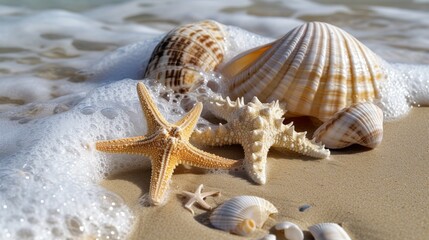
<box><xmin>275</xmin><ymin>221</ymin><xmax>304</xmax><ymax>240</ymax></box>
<box><xmin>221</xmin><ymin>21</ymin><xmax>386</xmax><ymax>122</ymax></box>
<box><xmin>308</xmin><ymin>223</ymin><xmax>352</xmax><ymax>240</ymax></box>
<box><xmin>312</xmin><ymin>102</ymin><xmax>383</xmax><ymax>149</ymax></box>
<box><xmin>210</xmin><ymin>195</ymin><xmax>278</xmax><ymax>236</ymax></box>
<box><xmin>144</xmin><ymin>20</ymin><xmax>226</xmax><ymax>93</ymax></box>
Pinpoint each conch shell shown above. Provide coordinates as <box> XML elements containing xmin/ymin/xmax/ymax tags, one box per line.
<box><xmin>313</xmin><ymin>102</ymin><xmax>383</xmax><ymax>149</ymax></box>
<box><xmin>209</xmin><ymin>195</ymin><xmax>278</xmax><ymax>236</ymax></box>
<box><xmin>144</xmin><ymin>20</ymin><xmax>226</xmax><ymax>93</ymax></box>
<box><xmin>221</xmin><ymin>21</ymin><xmax>386</xmax><ymax>122</ymax></box>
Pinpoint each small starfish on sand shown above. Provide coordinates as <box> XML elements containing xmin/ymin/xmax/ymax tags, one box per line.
<box><xmin>96</xmin><ymin>83</ymin><xmax>240</xmax><ymax>205</ymax></box>
<box><xmin>191</xmin><ymin>95</ymin><xmax>330</xmax><ymax>185</ymax></box>
<box><xmin>181</xmin><ymin>184</ymin><xmax>220</xmax><ymax>215</ymax></box>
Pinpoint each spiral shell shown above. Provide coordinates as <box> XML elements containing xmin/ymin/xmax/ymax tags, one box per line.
<box><xmin>312</xmin><ymin>102</ymin><xmax>383</xmax><ymax>149</ymax></box>
<box><xmin>221</xmin><ymin>21</ymin><xmax>386</xmax><ymax>122</ymax></box>
<box><xmin>210</xmin><ymin>195</ymin><xmax>278</xmax><ymax>236</ymax></box>
<box><xmin>308</xmin><ymin>223</ymin><xmax>352</xmax><ymax>240</ymax></box>
<box><xmin>144</xmin><ymin>20</ymin><xmax>226</xmax><ymax>93</ymax></box>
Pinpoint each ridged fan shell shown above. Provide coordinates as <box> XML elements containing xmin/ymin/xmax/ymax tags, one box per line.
<box><xmin>144</xmin><ymin>20</ymin><xmax>226</xmax><ymax>93</ymax></box>
<box><xmin>312</xmin><ymin>102</ymin><xmax>383</xmax><ymax>149</ymax></box>
<box><xmin>210</xmin><ymin>195</ymin><xmax>278</xmax><ymax>236</ymax></box>
<box><xmin>308</xmin><ymin>223</ymin><xmax>352</xmax><ymax>240</ymax></box>
<box><xmin>221</xmin><ymin>21</ymin><xmax>386</xmax><ymax>122</ymax></box>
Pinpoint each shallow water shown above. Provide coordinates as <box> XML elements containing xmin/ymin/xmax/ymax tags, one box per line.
<box><xmin>0</xmin><ymin>0</ymin><xmax>428</xmax><ymax>239</ymax></box>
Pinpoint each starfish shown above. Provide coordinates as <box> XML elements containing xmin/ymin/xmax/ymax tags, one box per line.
<box><xmin>191</xmin><ymin>95</ymin><xmax>330</xmax><ymax>185</ymax></box>
<box><xmin>181</xmin><ymin>184</ymin><xmax>220</xmax><ymax>215</ymax></box>
<box><xmin>96</xmin><ymin>83</ymin><xmax>240</xmax><ymax>205</ymax></box>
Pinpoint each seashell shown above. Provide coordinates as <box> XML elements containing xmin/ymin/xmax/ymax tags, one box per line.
<box><xmin>259</xmin><ymin>234</ymin><xmax>277</xmax><ymax>240</ymax></box>
<box><xmin>144</xmin><ymin>20</ymin><xmax>226</xmax><ymax>93</ymax></box>
<box><xmin>308</xmin><ymin>223</ymin><xmax>352</xmax><ymax>240</ymax></box>
<box><xmin>312</xmin><ymin>102</ymin><xmax>383</xmax><ymax>149</ymax></box>
<box><xmin>220</xmin><ymin>21</ymin><xmax>386</xmax><ymax>122</ymax></box>
<box><xmin>209</xmin><ymin>195</ymin><xmax>278</xmax><ymax>236</ymax></box>
<box><xmin>275</xmin><ymin>221</ymin><xmax>304</xmax><ymax>240</ymax></box>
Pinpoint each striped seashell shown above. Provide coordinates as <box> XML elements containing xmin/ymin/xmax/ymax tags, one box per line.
<box><xmin>210</xmin><ymin>195</ymin><xmax>278</xmax><ymax>236</ymax></box>
<box><xmin>144</xmin><ymin>20</ymin><xmax>226</xmax><ymax>93</ymax></box>
<box><xmin>275</xmin><ymin>221</ymin><xmax>304</xmax><ymax>240</ymax></box>
<box><xmin>308</xmin><ymin>223</ymin><xmax>352</xmax><ymax>240</ymax></box>
<box><xmin>312</xmin><ymin>102</ymin><xmax>383</xmax><ymax>149</ymax></box>
<box><xmin>220</xmin><ymin>21</ymin><xmax>386</xmax><ymax>122</ymax></box>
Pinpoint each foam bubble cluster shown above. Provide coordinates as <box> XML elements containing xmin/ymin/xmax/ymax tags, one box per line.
<box><xmin>0</xmin><ymin>76</ymin><xmax>225</xmax><ymax>239</ymax></box>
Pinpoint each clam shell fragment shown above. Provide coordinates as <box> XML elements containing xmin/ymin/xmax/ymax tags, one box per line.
<box><xmin>144</xmin><ymin>20</ymin><xmax>226</xmax><ymax>93</ymax></box>
<box><xmin>221</xmin><ymin>21</ymin><xmax>386</xmax><ymax>122</ymax></box>
<box><xmin>308</xmin><ymin>223</ymin><xmax>352</xmax><ymax>240</ymax></box>
<box><xmin>312</xmin><ymin>102</ymin><xmax>383</xmax><ymax>149</ymax></box>
<box><xmin>210</xmin><ymin>195</ymin><xmax>278</xmax><ymax>236</ymax></box>
<box><xmin>275</xmin><ymin>221</ymin><xmax>304</xmax><ymax>240</ymax></box>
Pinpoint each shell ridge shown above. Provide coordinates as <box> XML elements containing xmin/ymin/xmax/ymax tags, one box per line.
<box><xmin>287</xmin><ymin>22</ymin><xmax>319</xmax><ymax>112</ymax></box>
<box><xmin>265</xmin><ymin>24</ymin><xmax>310</xmax><ymax>102</ymax></box>
<box><xmin>231</xmin><ymin>42</ymin><xmax>281</xmax><ymax>100</ymax></box>
<box><xmin>307</xmin><ymin>22</ymin><xmax>331</xmax><ymax>118</ymax></box>
<box><xmin>264</xmin><ymin>22</ymin><xmax>310</xmax><ymax>104</ymax></box>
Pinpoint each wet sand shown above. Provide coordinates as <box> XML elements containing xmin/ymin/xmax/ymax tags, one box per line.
<box><xmin>101</xmin><ymin>107</ymin><xmax>429</xmax><ymax>240</ymax></box>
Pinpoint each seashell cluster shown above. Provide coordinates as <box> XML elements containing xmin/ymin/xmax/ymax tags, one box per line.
<box><xmin>144</xmin><ymin>20</ymin><xmax>226</xmax><ymax>93</ymax></box>
<box><xmin>209</xmin><ymin>195</ymin><xmax>278</xmax><ymax>236</ymax></box>
<box><xmin>275</xmin><ymin>221</ymin><xmax>304</xmax><ymax>240</ymax></box>
<box><xmin>313</xmin><ymin>102</ymin><xmax>384</xmax><ymax>149</ymax></box>
<box><xmin>221</xmin><ymin>21</ymin><xmax>386</xmax><ymax>122</ymax></box>
<box><xmin>308</xmin><ymin>223</ymin><xmax>352</xmax><ymax>240</ymax></box>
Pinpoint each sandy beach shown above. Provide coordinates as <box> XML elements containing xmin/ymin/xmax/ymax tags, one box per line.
<box><xmin>101</xmin><ymin>107</ymin><xmax>429</xmax><ymax>240</ymax></box>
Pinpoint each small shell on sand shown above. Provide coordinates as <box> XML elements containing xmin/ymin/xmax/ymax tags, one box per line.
<box><xmin>312</xmin><ymin>102</ymin><xmax>384</xmax><ymax>149</ymax></box>
<box><xmin>275</xmin><ymin>221</ymin><xmax>304</xmax><ymax>240</ymax></box>
<box><xmin>308</xmin><ymin>223</ymin><xmax>352</xmax><ymax>240</ymax></box>
<box><xmin>209</xmin><ymin>195</ymin><xmax>278</xmax><ymax>236</ymax></box>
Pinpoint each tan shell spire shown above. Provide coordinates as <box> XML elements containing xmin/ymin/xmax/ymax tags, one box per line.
<box><xmin>144</xmin><ymin>20</ymin><xmax>226</xmax><ymax>93</ymax></box>
<box><xmin>221</xmin><ymin>21</ymin><xmax>387</xmax><ymax>122</ymax></box>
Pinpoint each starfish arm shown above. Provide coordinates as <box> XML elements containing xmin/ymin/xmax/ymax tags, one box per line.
<box><xmin>200</xmin><ymin>191</ymin><xmax>220</xmax><ymax>199</ymax></box>
<box><xmin>191</xmin><ymin>123</ymin><xmax>240</xmax><ymax>146</ymax></box>
<box><xmin>272</xmin><ymin>130</ymin><xmax>330</xmax><ymax>158</ymax></box>
<box><xmin>137</xmin><ymin>82</ymin><xmax>170</xmax><ymax>134</ymax></box>
<box><xmin>184</xmin><ymin>199</ymin><xmax>196</xmax><ymax>215</ymax></box>
<box><xmin>174</xmin><ymin>102</ymin><xmax>203</xmax><ymax>140</ymax></box>
<box><xmin>95</xmin><ymin>135</ymin><xmax>159</xmax><ymax>156</ymax></box>
<box><xmin>192</xmin><ymin>184</ymin><xmax>216</xmax><ymax>210</ymax></box>
<box><xmin>177</xmin><ymin>142</ymin><xmax>241</xmax><ymax>169</ymax></box>
<box><xmin>149</xmin><ymin>140</ymin><xmax>178</xmax><ymax>205</ymax></box>
<box><xmin>242</xmin><ymin>139</ymin><xmax>271</xmax><ymax>185</ymax></box>
<box><xmin>204</xmin><ymin>95</ymin><xmax>242</xmax><ymax>122</ymax></box>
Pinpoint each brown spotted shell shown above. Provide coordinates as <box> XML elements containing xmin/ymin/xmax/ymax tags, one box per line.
<box><xmin>144</xmin><ymin>20</ymin><xmax>226</xmax><ymax>93</ymax></box>
<box><xmin>221</xmin><ymin>21</ymin><xmax>387</xmax><ymax>122</ymax></box>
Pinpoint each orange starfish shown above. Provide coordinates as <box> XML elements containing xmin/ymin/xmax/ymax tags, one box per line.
<box><xmin>96</xmin><ymin>83</ymin><xmax>239</xmax><ymax>205</ymax></box>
